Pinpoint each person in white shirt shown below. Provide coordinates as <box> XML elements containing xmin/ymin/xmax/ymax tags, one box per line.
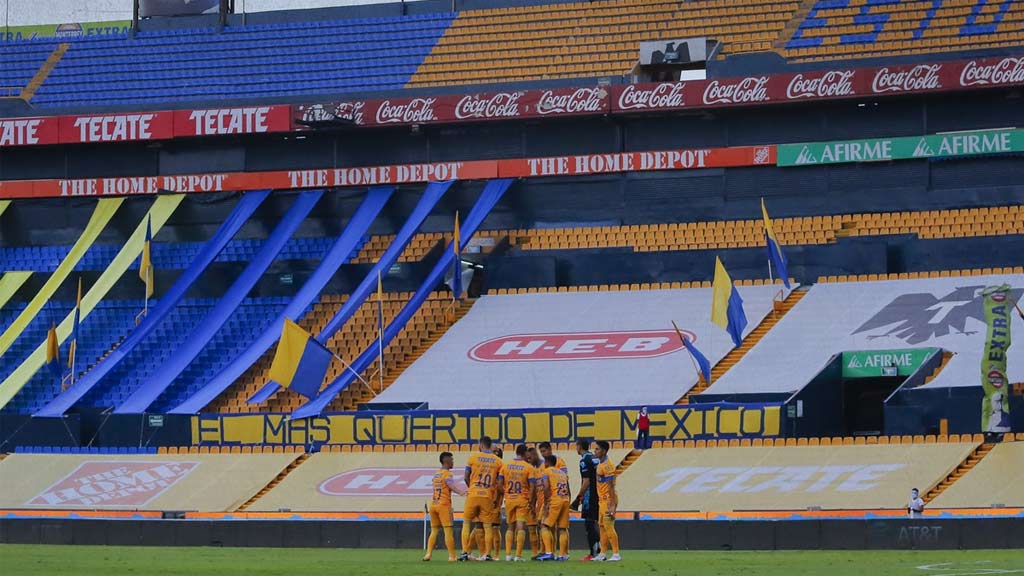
<box><xmin>908</xmin><ymin>488</ymin><xmax>925</xmax><ymax>518</ymax></box>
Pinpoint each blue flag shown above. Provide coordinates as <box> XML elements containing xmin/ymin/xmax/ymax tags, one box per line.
<box><xmin>674</xmin><ymin>321</ymin><xmax>711</xmax><ymax>386</ymax></box>
<box><xmin>761</xmin><ymin>198</ymin><xmax>791</xmax><ymax>289</ymax></box>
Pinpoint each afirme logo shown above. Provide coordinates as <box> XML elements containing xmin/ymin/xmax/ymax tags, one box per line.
<box><xmin>319</xmin><ymin>468</ymin><xmax>464</xmax><ymax>497</ymax></box>
<box><xmin>468</xmin><ymin>330</ymin><xmax>691</xmax><ymax>362</ymax></box>
<box><xmin>794</xmin><ymin>145</ymin><xmax>818</xmax><ymax>165</ymax></box>
<box><xmin>27</xmin><ymin>461</ymin><xmax>199</xmax><ymax>507</ymax></box>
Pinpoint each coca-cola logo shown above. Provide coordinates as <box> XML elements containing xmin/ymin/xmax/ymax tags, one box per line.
<box><xmin>617</xmin><ymin>83</ymin><xmax>686</xmax><ymax>110</ymax></box>
<box><xmin>334</xmin><ymin>102</ymin><xmax>365</xmax><ymax>125</ymax></box>
<box><xmin>375</xmin><ymin>98</ymin><xmax>438</xmax><ymax>124</ymax></box>
<box><xmin>702</xmin><ymin>77</ymin><xmax>769</xmax><ymax>105</ymax></box>
<box><xmin>871</xmin><ymin>64</ymin><xmax>942</xmax><ymax>93</ymax></box>
<box><xmin>454</xmin><ymin>92</ymin><xmax>524</xmax><ymax>120</ymax></box>
<box><xmin>960</xmin><ymin>58</ymin><xmax>1024</xmax><ymax>87</ymax></box>
<box><xmin>536</xmin><ymin>87</ymin><xmax>607</xmax><ymax>115</ymax></box>
<box><xmin>786</xmin><ymin>70</ymin><xmax>855</xmax><ymax>99</ymax></box>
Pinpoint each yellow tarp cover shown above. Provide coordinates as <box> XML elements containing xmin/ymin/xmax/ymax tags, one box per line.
<box><xmin>0</xmin><ymin>198</ymin><xmax>123</xmax><ymax>359</ymax></box>
<box><xmin>0</xmin><ymin>199</ymin><xmax>10</xmax><ymax>217</ymax></box>
<box><xmin>0</xmin><ymin>271</ymin><xmax>33</xmax><ymax>312</ymax></box>
<box><xmin>0</xmin><ymin>453</ymin><xmax>298</xmax><ymax>511</ymax></box>
<box><xmin>0</xmin><ymin>195</ymin><xmax>184</xmax><ymax>410</ymax></box>
<box><xmin>931</xmin><ymin>440</ymin><xmax>1024</xmax><ymax>508</ymax></box>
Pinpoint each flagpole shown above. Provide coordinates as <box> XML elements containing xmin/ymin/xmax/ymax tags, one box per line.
<box><xmin>672</xmin><ymin>320</ymin><xmax>705</xmax><ymax>387</ymax></box>
<box><xmin>329</xmin><ymin>350</ymin><xmax>377</xmax><ymax>398</ymax></box>
<box><xmin>377</xmin><ymin>271</ymin><xmax>385</xmax><ymax>394</ymax></box>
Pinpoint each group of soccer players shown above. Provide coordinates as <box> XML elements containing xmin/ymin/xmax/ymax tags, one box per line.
<box><xmin>424</xmin><ymin>436</ymin><xmax>621</xmax><ymax>563</ymax></box>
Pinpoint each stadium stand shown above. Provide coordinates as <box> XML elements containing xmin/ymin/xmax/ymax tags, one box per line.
<box><xmin>27</xmin><ymin>13</ymin><xmax>455</xmax><ymax>108</ymax></box>
<box><xmin>210</xmin><ymin>292</ymin><xmax>471</xmax><ymax>413</ymax></box>
<box><xmin>372</xmin><ymin>284</ymin><xmax>787</xmax><ymax>410</ymax></box>
<box><xmin>704</xmin><ymin>273</ymin><xmax>1023</xmax><ymax>398</ymax></box>
<box><xmin>409</xmin><ymin>0</ymin><xmax>799</xmax><ymax>88</ymax></box>
<box><xmin>785</xmin><ymin>0</ymin><xmax>1024</xmax><ymax>61</ymax></box>
<box><xmin>930</xmin><ymin>439</ymin><xmax>1024</xmax><ymax>507</ymax></box>
<box><xmin>617</xmin><ymin>441</ymin><xmax>979</xmax><ymax>511</ymax></box>
<box><xmin>0</xmin><ymin>453</ymin><xmax>299</xmax><ymax>511</ymax></box>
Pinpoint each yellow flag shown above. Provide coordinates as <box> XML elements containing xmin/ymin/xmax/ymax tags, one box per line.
<box><xmin>711</xmin><ymin>257</ymin><xmax>733</xmax><ymax>330</ymax></box>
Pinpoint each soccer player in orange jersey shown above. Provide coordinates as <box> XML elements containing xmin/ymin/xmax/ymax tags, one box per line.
<box><xmin>524</xmin><ymin>447</ymin><xmax>543</xmax><ymax>558</ymax></box>
<box><xmin>498</xmin><ymin>445</ymin><xmax>536</xmax><ymax>561</ymax></box>
<box><xmin>536</xmin><ymin>454</ymin><xmax>572</xmax><ymax>561</ymax></box>
<box><xmin>593</xmin><ymin>440</ymin><xmax>621</xmax><ymax>562</ymax></box>
<box><xmin>459</xmin><ymin>437</ymin><xmax>503</xmax><ymax>562</ymax></box>
<box><xmin>423</xmin><ymin>452</ymin><xmax>467</xmax><ymax>562</ymax></box>
<box><xmin>538</xmin><ymin>441</ymin><xmax>568</xmax><ymax>473</ymax></box>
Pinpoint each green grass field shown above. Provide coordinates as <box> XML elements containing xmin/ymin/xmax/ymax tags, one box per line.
<box><xmin>1</xmin><ymin>546</ymin><xmax>1022</xmax><ymax>576</ymax></box>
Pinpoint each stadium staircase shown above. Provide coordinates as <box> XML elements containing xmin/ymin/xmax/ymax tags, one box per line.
<box><xmin>325</xmin><ymin>298</ymin><xmax>475</xmax><ymax>412</ymax></box>
<box><xmin>923</xmin><ymin>441</ymin><xmax>995</xmax><ymax>504</ymax></box>
<box><xmin>676</xmin><ymin>285</ymin><xmax>809</xmax><ymax>404</ymax></box>
<box><xmin>20</xmin><ymin>43</ymin><xmax>69</xmax><ymax>101</ymax></box>
<box><xmin>236</xmin><ymin>452</ymin><xmax>309</xmax><ymax>512</ymax></box>
<box><xmin>774</xmin><ymin>0</ymin><xmax>821</xmax><ymax>49</ymax></box>
<box><xmin>922</xmin><ymin>351</ymin><xmax>955</xmax><ymax>386</ymax></box>
<box><xmin>615</xmin><ymin>448</ymin><xmax>644</xmax><ymax>475</ymax></box>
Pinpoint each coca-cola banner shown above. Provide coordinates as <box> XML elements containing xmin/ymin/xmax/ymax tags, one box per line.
<box><xmin>294</xmin><ymin>86</ymin><xmax>611</xmax><ymax>128</ymax></box>
<box><xmin>0</xmin><ymin>143</ymin><xmax>773</xmax><ymax>200</ymax></box>
<box><xmin>612</xmin><ymin>56</ymin><xmax>1024</xmax><ymax>114</ymax></box>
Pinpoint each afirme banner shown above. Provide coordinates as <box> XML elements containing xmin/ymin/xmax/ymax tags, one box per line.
<box><xmin>981</xmin><ymin>285</ymin><xmax>1013</xmax><ymax>434</ymax></box>
<box><xmin>190</xmin><ymin>404</ymin><xmax>783</xmax><ymax>446</ymax></box>
<box><xmin>777</xmin><ymin>128</ymin><xmax>1024</xmax><ymax>167</ymax></box>
<box><xmin>0</xmin><ymin>144</ymin><xmax>773</xmax><ymax>200</ymax></box>
<box><xmin>841</xmin><ymin>348</ymin><xmax>938</xmax><ymax>379</ymax></box>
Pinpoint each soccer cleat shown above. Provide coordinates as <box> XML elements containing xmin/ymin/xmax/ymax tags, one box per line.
<box><xmin>593</xmin><ymin>553</ymin><xmax>607</xmax><ymax>561</ymax></box>
<box><xmin>505</xmin><ymin>555</ymin><xmax>512</xmax><ymax>562</ymax></box>
<box><xmin>447</xmin><ymin>557</ymin><xmax>458</xmax><ymax>563</ymax></box>
<box><xmin>512</xmin><ymin>557</ymin><xmax>526</xmax><ymax>562</ymax></box>
<box><xmin>457</xmin><ymin>552</ymin><xmax>470</xmax><ymax>562</ymax></box>
<box><xmin>581</xmin><ymin>555</ymin><xmax>594</xmax><ymax>562</ymax></box>
<box><xmin>421</xmin><ymin>555</ymin><xmax>431</xmax><ymax>561</ymax></box>
<box><xmin>479</xmin><ymin>555</ymin><xmax>495</xmax><ymax>562</ymax></box>
<box><xmin>555</xmin><ymin>555</ymin><xmax>569</xmax><ymax>561</ymax></box>
<box><xmin>607</xmin><ymin>554</ymin><xmax>622</xmax><ymax>562</ymax></box>
<box><xmin>534</xmin><ymin>553</ymin><xmax>554</xmax><ymax>561</ymax></box>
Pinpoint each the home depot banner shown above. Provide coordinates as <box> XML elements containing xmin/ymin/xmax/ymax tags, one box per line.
<box><xmin>190</xmin><ymin>404</ymin><xmax>782</xmax><ymax>446</ymax></box>
<box><xmin>981</xmin><ymin>285</ymin><xmax>1013</xmax><ymax>434</ymax></box>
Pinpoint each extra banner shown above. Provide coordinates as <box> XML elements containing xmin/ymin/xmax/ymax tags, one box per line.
<box><xmin>981</xmin><ymin>285</ymin><xmax>1013</xmax><ymax>434</ymax></box>
<box><xmin>777</xmin><ymin>128</ymin><xmax>1024</xmax><ymax>167</ymax></box>
<box><xmin>190</xmin><ymin>404</ymin><xmax>783</xmax><ymax>446</ymax></box>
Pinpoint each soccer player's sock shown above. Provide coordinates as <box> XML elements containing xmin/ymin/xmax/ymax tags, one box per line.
<box><xmin>461</xmin><ymin>524</ymin><xmax>472</xmax><ymax>554</ymax></box>
<box><xmin>493</xmin><ymin>529</ymin><xmax>501</xmax><ymax>558</ymax></box>
<box><xmin>605</xmin><ymin>519</ymin><xmax>620</xmax><ymax>554</ymax></box>
<box><xmin>443</xmin><ymin>527</ymin><xmax>456</xmax><ymax>558</ymax></box>
<box><xmin>516</xmin><ymin>528</ymin><xmax>526</xmax><ymax>558</ymax></box>
<box><xmin>528</xmin><ymin>526</ymin><xmax>539</xmax><ymax>556</ymax></box>
<box><xmin>541</xmin><ymin>526</ymin><xmax>554</xmax><ymax>555</ymax></box>
<box><xmin>474</xmin><ymin>527</ymin><xmax>485</xmax><ymax>555</ymax></box>
<box><xmin>505</xmin><ymin>527</ymin><xmax>514</xmax><ymax>557</ymax></box>
<box><xmin>425</xmin><ymin>527</ymin><xmax>439</xmax><ymax>557</ymax></box>
<box><xmin>483</xmin><ymin>525</ymin><xmax>494</xmax><ymax>558</ymax></box>
<box><xmin>559</xmin><ymin>529</ymin><xmax>570</xmax><ymax>557</ymax></box>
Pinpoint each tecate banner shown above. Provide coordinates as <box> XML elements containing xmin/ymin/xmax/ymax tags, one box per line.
<box><xmin>776</xmin><ymin>128</ymin><xmax>1024</xmax><ymax>166</ymax></box>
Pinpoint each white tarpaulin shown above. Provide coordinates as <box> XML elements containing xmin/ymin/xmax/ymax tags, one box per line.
<box><xmin>375</xmin><ymin>286</ymin><xmax>785</xmax><ymax>409</ymax></box>
<box><xmin>707</xmin><ymin>274</ymin><xmax>1024</xmax><ymax>396</ymax></box>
